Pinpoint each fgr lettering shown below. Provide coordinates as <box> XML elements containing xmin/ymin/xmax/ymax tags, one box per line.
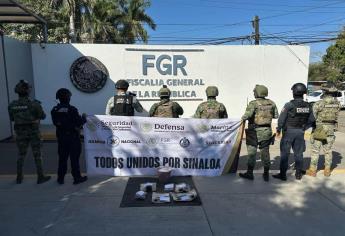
<box><xmin>143</xmin><ymin>54</ymin><xmax>187</xmax><ymax>76</ymax></box>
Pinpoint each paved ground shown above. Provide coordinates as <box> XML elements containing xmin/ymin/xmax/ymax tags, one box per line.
<box><xmin>1</xmin><ymin>112</ymin><xmax>344</xmax><ymax>236</ymax></box>
<box><xmin>0</xmin><ymin>173</ymin><xmax>344</xmax><ymax>236</ymax></box>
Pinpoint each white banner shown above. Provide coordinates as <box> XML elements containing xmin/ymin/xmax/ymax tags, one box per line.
<box><xmin>84</xmin><ymin>115</ymin><xmax>242</xmax><ymax>176</ymax></box>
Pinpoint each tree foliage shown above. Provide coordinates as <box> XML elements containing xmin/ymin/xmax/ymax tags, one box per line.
<box><xmin>309</xmin><ymin>29</ymin><xmax>345</xmax><ymax>82</ymax></box>
<box><xmin>0</xmin><ymin>0</ymin><xmax>156</xmax><ymax>44</ymax></box>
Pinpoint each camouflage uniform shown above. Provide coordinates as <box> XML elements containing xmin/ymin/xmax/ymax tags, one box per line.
<box><xmin>239</xmin><ymin>85</ymin><xmax>278</xmax><ymax>181</ymax></box>
<box><xmin>149</xmin><ymin>85</ymin><xmax>183</xmax><ymax>118</ymax></box>
<box><xmin>8</xmin><ymin>80</ymin><xmax>50</xmax><ymax>184</ymax></box>
<box><xmin>307</xmin><ymin>93</ymin><xmax>341</xmax><ymax>177</ymax></box>
<box><xmin>194</xmin><ymin>86</ymin><xmax>228</xmax><ymax>119</ymax></box>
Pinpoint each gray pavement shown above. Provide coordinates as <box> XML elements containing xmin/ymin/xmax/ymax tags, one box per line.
<box><xmin>0</xmin><ymin>173</ymin><xmax>345</xmax><ymax>236</ymax></box>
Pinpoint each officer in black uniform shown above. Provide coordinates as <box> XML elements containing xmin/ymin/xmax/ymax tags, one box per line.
<box><xmin>105</xmin><ymin>80</ymin><xmax>143</xmax><ymax>116</ymax></box>
<box><xmin>273</xmin><ymin>83</ymin><xmax>314</xmax><ymax>181</ymax></box>
<box><xmin>51</xmin><ymin>88</ymin><xmax>88</xmax><ymax>185</ymax></box>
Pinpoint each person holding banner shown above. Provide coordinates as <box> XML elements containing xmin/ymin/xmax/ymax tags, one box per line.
<box><xmin>239</xmin><ymin>85</ymin><xmax>278</xmax><ymax>182</ymax></box>
<box><xmin>194</xmin><ymin>86</ymin><xmax>228</xmax><ymax>119</ymax></box>
<box><xmin>149</xmin><ymin>85</ymin><xmax>184</xmax><ymax>118</ymax></box>
<box><xmin>272</xmin><ymin>83</ymin><xmax>314</xmax><ymax>181</ymax></box>
<box><xmin>105</xmin><ymin>80</ymin><xmax>143</xmax><ymax>116</ymax></box>
<box><xmin>51</xmin><ymin>88</ymin><xmax>88</xmax><ymax>185</ymax></box>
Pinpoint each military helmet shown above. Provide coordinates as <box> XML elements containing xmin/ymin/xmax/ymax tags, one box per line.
<box><xmin>253</xmin><ymin>84</ymin><xmax>268</xmax><ymax>98</ymax></box>
<box><xmin>115</xmin><ymin>80</ymin><xmax>129</xmax><ymax>89</ymax></box>
<box><xmin>206</xmin><ymin>86</ymin><xmax>219</xmax><ymax>97</ymax></box>
<box><xmin>291</xmin><ymin>83</ymin><xmax>307</xmax><ymax>96</ymax></box>
<box><xmin>14</xmin><ymin>80</ymin><xmax>31</xmax><ymax>95</ymax></box>
<box><xmin>159</xmin><ymin>85</ymin><xmax>171</xmax><ymax>97</ymax></box>
<box><xmin>56</xmin><ymin>88</ymin><xmax>72</xmax><ymax>100</ymax></box>
<box><xmin>321</xmin><ymin>82</ymin><xmax>341</xmax><ymax>97</ymax></box>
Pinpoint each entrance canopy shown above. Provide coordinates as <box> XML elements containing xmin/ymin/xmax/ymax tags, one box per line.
<box><xmin>0</xmin><ymin>0</ymin><xmax>47</xmax><ymax>41</ymax></box>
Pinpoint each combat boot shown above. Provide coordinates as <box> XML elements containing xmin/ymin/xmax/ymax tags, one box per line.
<box><xmin>295</xmin><ymin>169</ymin><xmax>303</xmax><ymax>180</ymax></box>
<box><xmin>324</xmin><ymin>168</ymin><xmax>331</xmax><ymax>177</ymax></box>
<box><xmin>239</xmin><ymin>166</ymin><xmax>254</xmax><ymax>180</ymax></box>
<box><xmin>272</xmin><ymin>172</ymin><xmax>287</xmax><ymax>181</ymax></box>
<box><xmin>263</xmin><ymin>167</ymin><xmax>269</xmax><ymax>182</ymax></box>
<box><xmin>16</xmin><ymin>175</ymin><xmax>23</xmax><ymax>184</ymax></box>
<box><xmin>37</xmin><ymin>175</ymin><xmax>51</xmax><ymax>184</ymax></box>
<box><xmin>73</xmin><ymin>176</ymin><xmax>88</xmax><ymax>185</ymax></box>
<box><xmin>306</xmin><ymin>168</ymin><xmax>317</xmax><ymax>177</ymax></box>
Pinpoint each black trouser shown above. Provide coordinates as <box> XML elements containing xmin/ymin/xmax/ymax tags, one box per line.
<box><xmin>280</xmin><ymin>128</ymin><xmax>306</xmax><ymax>173</ymax></box>
<box><xmin>57</xmin><ymin>133</ymin><xmax>82</xmax><ymax>180</ymax></box>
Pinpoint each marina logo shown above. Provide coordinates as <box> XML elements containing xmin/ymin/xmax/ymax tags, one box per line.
<box><xmin>196</xmin><ymin>124</ymin><xmax>210</xmax><ymax>133</ymax></box>
<box><xmin>107</xmin><ymin>135</ymin><xmax>120</xmax><ymax>147</ymax></box>
<box><xmin>210</xmin><ymin>124</ymin><xmax>235</xmax><ymax>132</ymax></box>
<box><xmin>140</xmin><ymin>122</ymin><xmax>153</xmax><ymax>132</ymax></box>
<box><xmin>179</xmin><ymin>137</ymin><xmax>190</xmax><ymax>148</ymax></box>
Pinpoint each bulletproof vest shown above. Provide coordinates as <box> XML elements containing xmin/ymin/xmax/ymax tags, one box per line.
<box><xmin>9</xmin><ymin>98</ymin><xmax>36</xmax><ymax>125</ymax></box>
<box><xmin>51</xmin><ymin>104</ymin><xmax>76</xmax><ymax>133</ymax></box>
<box><xmin>254</xmin><ymin>99</ymin><xmax>274</xmax><ymax>125</ymax></box>
<box><xmin>200</xmin><ymin>102</ymin><xmax>221</xmax><ymax>119</ymax></box>
<box><xmin>110</xmin><ymin>95</ymin><xmax>134</xmax><ymax>116</ymax></box>
<box><xmin>318</xmin><ymin>98</ymin><xmax>340</xmax><ymax>123</ymax></box>
<box><xmin>286</xmin><ymin>99</ymin><xmax>311</xmax><ymax>129</ymax></box>
<box><xmin>153</xmin><ymin>101</ymin><xmax>174</xmax><ymax>118</ymax></box>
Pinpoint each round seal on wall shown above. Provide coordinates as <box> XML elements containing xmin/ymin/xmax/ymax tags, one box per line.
<box><xmin>70</xmin><ymin>56</ymin><xmax>108</xmax><ymax>93</ymax></box>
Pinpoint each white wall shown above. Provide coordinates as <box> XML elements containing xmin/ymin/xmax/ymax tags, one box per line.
<box><xmin>31</xmin><ymin>44</ymin><xmax>310</xmax><ymax>124</ymax></box>
<box><xmin>0</xmin><ymin>34</ymin><xmax>11</xmax><ymax>140</ymax></box>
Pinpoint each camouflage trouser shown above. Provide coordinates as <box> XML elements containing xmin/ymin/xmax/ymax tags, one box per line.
<box><xmin>310</xmin><ymin>135</ymin><xmax>335</xmax><ymax>169</ymax></box>
<box><xmin>15</xmin><ymin>126</ymin><xmax>44</xmax><ymax>177</ymax></box>
<box><xmin>247</xmin><ymin>145</ymin><xmax>270</xmax><ymax>169</ymax></box>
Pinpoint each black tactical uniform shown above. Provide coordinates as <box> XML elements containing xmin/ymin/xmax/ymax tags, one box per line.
<box><xmin>51</xmin><ymin>88</ymin><xmax>87</xmax><ymax>184</ymax></box>
<box><xmin>273</xmin><ymin>83</ymin><xmax>314</xmax><ymax>181</ymax></box>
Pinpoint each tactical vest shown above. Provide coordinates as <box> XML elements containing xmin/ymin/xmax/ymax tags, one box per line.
<box><xmin>10</xmin><ymin>98</ymin><xmax>36</xmax><ymax>125</ymax></box>
<box><xmin>110</xmin><ymin>95</ymin><xmax>134</xmax><ymax>116</ymax></box>
<box><xmin>153</xmin><ymin>101</ymin><xmax>174</xmax><ymax>118</ymax></box>
<box><xmin>318</xmin><ymin>99</ymin><xmax>340</xmax><ymax>123</ymax></box>
<box><xmin>285</xmin><ymin>99</ymin><xmax>311</xmax><ymax>129</ymax></box>
<box><xmin>200</xmin><ymin>102</ymin><xmax>221</xmax><ymax>119</ymax></box>
<box><xmin>51</xmin><ymin>104</ymin><xmax>75</xmax><ymax>133</ymax></box>
<box><xmin>254</xmin><ymin>99</ymin><xmax>274</xmax><ymax>125</ymax></box>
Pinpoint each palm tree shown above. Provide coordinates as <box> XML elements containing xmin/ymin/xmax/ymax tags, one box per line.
<box><xmin>117</xmin><ymin>0</ymin><xmax>156</xmax><ymax>44</ymax></box>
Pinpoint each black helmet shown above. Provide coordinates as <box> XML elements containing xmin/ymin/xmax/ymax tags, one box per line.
<box><xmin>56</xmin><ymin>88</ymin><xmax>72</xmax><ymax>101</ymax></box>
<box><xmin>115</xmin><ymin>80</ymin><xmax>129</xmax><ymax>89</ymax></box>
<box><xmin>14</xmin><ymin>80</ymin><xmax>31</xmax><ymax>96</ymax></box>
<box><xmin>291</xmin><ymin>83</ymin><xmax>307</xmax><ymax>96</ymax></box>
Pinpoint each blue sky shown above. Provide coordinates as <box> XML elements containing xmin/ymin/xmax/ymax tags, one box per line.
<box><xmin>144</xmin><ymin>0</ymin><xmax>345</xmax><ymax>63</ymax></box>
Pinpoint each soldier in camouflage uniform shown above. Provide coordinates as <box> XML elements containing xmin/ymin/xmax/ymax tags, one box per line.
<box><xmin>105</xmin><ymin>80</ymin><xmax>143</xmax><ymax>116</ymax></box>
<box><xmin>149</xmin><ymin>85</ymin><xmax>184</xmax><ymax>118</ymax></box>
<box><xmin>239</xmin><ymin>85</ymin><xmax>279</xmax><ymax>181</ymax></box>
<box><xmin>8</xmin><ymin>80</ymin><xmax>51</xmax><ymax>184</ymax></box>
<box><xmin>306</xmin><ymin>83</ymin><xmax>341</xmax><ymax>177</ymax></box>
<box><xmin>194</xmin><ymin>86</ymin><xmax>228</xmax><ymax>119</ymax></box>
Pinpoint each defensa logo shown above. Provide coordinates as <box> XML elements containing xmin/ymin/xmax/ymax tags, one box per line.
<box><xmin>140</xmin><ymin>123</ymin><xmax>153</xmax><ymax>132</ymax></box>
<box><xmin>154</xmin><ymin>123</ymin><xmax>185</xmax><ymax>132</ymax></box>
<box><xmin>142</xmin><ymin>54</ymin><xmax>187</xmax><ymax>76</ymax></box>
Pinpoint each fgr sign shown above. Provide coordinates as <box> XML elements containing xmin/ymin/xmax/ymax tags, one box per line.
<box><xmin>142</xmin><ymin>55</ymin><xmax>187</xmax><ymax>76</ymax></box>
<box><xmin>124</xmin><ymin>49</ymin><xmax>205</xmax><ymax>100</ymax></box>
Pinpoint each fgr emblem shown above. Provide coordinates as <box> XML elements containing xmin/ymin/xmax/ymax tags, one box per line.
<box><xmin>70</xmin><ymin>56</ymin><xmax>108</xmax><ymax>93</ymax></box>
